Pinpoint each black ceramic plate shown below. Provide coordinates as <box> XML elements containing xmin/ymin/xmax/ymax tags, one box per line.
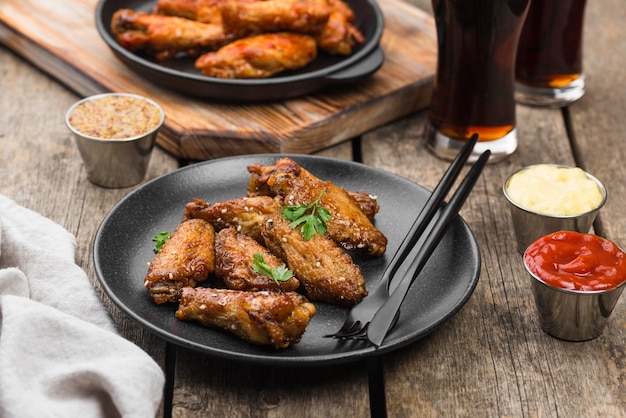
<box><xmin>95</xmin><ymin>0</ymin><xmax>385</xmax><ymax>101</ymax></box>
<box><xmin>94</xmin><ymin>155</ymin><xmax>480</xmax><ymax>367</ymax></box>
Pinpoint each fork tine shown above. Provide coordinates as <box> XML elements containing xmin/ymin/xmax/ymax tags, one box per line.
<box><xmin>326</xmin><ymin>321</ymin><xmax>363</xmax><ymax>338</ymax></box>
<box><xmin>334</xmin><ymin>324</ymin><xmax>369</xmax><ymax>340</ymax></box>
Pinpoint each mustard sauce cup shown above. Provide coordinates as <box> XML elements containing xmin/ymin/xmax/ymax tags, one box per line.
<box><xmin>66</xmin><ymin>93</ymin><xmax>165</xmax><ymax>188</ymax></box>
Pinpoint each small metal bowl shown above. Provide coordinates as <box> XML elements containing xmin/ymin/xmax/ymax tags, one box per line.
<box><xmin>523</xmin><ymin>235</ymin><xmax>626</xmax><ymax>341</ymax></box>
<box><xmin>66</xmin><ymin>92</ymin><xmax>164</xmax><ymax>188</ymax></box>
<box><xmin>503</xmin><ymin>164</ymin><xmax>606</xmax><ymax>253</ymax></box>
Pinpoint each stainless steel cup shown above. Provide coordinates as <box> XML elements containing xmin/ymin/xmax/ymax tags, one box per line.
<box><xmin>524</xmin><ymin>254</ymin><xmax>626</xmax><ymax>341</ymax></box>
<box><xmin>66</xmin><ymin>93</ymin><xmax>164</xmax><ymax>188</ymax></box>
<box><xmin>503</xmin><ymin>165</ymin><xmax>606</xmax><ymax>253</ymax></box>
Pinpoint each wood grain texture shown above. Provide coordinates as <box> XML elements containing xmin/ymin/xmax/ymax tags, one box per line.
<box><xmin>0</xmin><ymin>46</ymin><xmax>178</xmax><ymax>417</ymax></box>
<box><xmin>369</xmin><ymin>1</ymin><xmax>626</xmax><ymax>417</ymax></box>
<box><xmin>1</xmin><ymin>0</ymin><xmax>625</xmax><ymax>417</ymax></box>
<box><xmin>0</xmin><ymin>0</ymin><xmax>437</xmax><ymax>160</ymax></box>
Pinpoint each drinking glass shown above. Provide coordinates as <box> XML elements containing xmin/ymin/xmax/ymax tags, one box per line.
<box><xmin>515</xmin><ymin>0</ymin><xmax>587</xmax><ymax>107</ymax></box>
<box><xmin>425</xmin><ymin>0</ymin><xmax>531</xmax><ymax>163</ymax></box>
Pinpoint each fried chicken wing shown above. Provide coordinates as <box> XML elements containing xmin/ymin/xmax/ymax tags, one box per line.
<box><xmin>247</xmin><ymin>158</ymin><xmax>378</xmax><ymax>216</ymax></box>
<box><xmin>314</xmin><ymin>0</ymin><xmax>365</xmax><ymax>55</ymax></box>
<box><xmin>111</xmin><ymin>9</ymin><xmax>229</xmax><ymax>60</ymax></box>
<box><xmin>176</xmin><ymin>287</ymin><xmax>316</xmax><ymax>349</ymax></box>
<box><xmin>195</xmin><ymin>32</ymin><xmax>317</xmax><ymax>78</ymax></box>
<box><xmin>215</xmin><ymin>227</ymin><xmax>300</xmax><ymax>291</ymax></box>
<box><xmin>247</xmin><ymin>158</ymin><xmax>301</xmax><ymax>197</ymax></box>
<box><xmin>247</xmin><ymin>158</ymin><xmax>387</xmax><ymax>256</ymax></box>
<box><xmin>219</xmin><ymin>0</ymin><xmax>332</xmax><ymax>38</ymax></box>
<box><xmin>261</xmin><ymin>212</ymin><xmax>367</xmax><ymax>306</ymax></box>
<box><xmin>348</xmin><ymin>190</ymin><xmax>380</xmax><ymax>220</ymax></box>
<box><xmin>284</xmin><ymin>176</ymin><xmax>387</xmax><ymax>255</ymax></box>
<box><xmin>184</xmin><ymin>196</ymin><xmax>280</xmax><ymax>242</ymax></box>
<box><xmin>144</xmin><ymin>218</ymin><xmax>215</xmax><ymax>304</ymax></box>
<box><xmin>153</xmin><ymin>0</ymin><xmax>224</xmax><ymax>24</ymax></box>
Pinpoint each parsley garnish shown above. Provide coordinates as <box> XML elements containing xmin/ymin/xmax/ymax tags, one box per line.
<box><xmin>281</xmin><ymin>191</ymin><xmax>332</xmax><ymax>240</ymax></box>
<box><xmin>251</xmin><ymin>253</ymin><xmax>294</xmax><ymax>284</ymax></box>
<box><xmin>152</xmin><ymin>231</ymin><xmax>171</xmax><ymax>253</ymax></box>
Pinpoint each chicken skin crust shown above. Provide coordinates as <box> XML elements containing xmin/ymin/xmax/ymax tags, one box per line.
<box><xmin>195</xmin><ymin>32</ymin><xmax>317</xmax><ymax>79</ymax></box>
<box><xmin>153</xmin><ymin>0</ymin><xmax>362</xmax><ymax>54</ymax></box>
<box><xmin>315</xmin><ymin>0</ymin><xmax>365</xmax><ymax>55</ymax></box>
<box><xmin>215</xmin><ymin>227</ymin><xmax>300</xmax><ymax>291</ymax></box>
<box><xmin>176</xmin><ymin>287</ymin><xmax>316</xmax><ymax>349</ymax></box>
<box><xmin>153</xmin><ymin>0</ymin><xmax>225</xmax><ymax>25</ymax></box>
<box><xmin>247</xmin><ymin>157</ymin><xmax>387</xmax><ymax>256</ymax></box>
<box><xmin>218</xmin><ymin>0</ymin><xmax>332</xmax><ymax>39</ymax></box>
<box><xmin>247</xmin><ymin>160</ymin><xmax>379</xmax><ymax>219</ymax></box>
<box><xmin>261</xmin><ymin>212</ymin><xmax>367</xmax><ymax>307</ymax></box>
<box><xmin>184</xmin><ymin>195</ymin><xmax>280</xmax><ymax>243</ymax></box>
<box><xmin>144</xmin><ymin>218</ymin><xmax>216</xmax><ymax>304</ymax></box>
<box><xmin>111</xmin><ymin>9</ymin><xmax>229</xmax><ymax>60</ymax></box>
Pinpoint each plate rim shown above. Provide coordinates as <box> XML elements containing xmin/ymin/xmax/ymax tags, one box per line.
<box><xmin>94</xmin><ymin>154</ymin><xmax>481</xmax><ymax>367</ymax></box>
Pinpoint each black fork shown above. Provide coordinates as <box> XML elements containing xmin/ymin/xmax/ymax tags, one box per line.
<box><xmin>324</xmin><ymin>134</ymin><xmax>479</xmax><ymax>339</ymax></box>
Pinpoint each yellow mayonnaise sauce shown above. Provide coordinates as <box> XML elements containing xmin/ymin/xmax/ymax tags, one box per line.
<box><xmin>505</xmin><ymin>164</ymin><xmax>604</xmax><ymax>216</ymax></box>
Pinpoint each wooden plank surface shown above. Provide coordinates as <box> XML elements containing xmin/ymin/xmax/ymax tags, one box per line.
<box><xmin>0</xmin><ymin>0</ymin><xmax>437</xmax><ymax>160</ymax></box>
<box><xmin>1</xmin><ymin>0</ymin><xmax>625</xmax><ymax>416</ymax></box>
<box><xmin>374</xmin><ymin>1</ymin><xmax>626</xmax><ymax>417</ymax></box>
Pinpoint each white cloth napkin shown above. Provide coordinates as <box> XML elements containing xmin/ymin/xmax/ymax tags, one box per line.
<box><xmin>0</xmin><ymin>195</ymin><xmax>165</xmax><ymax>418</ymax></box>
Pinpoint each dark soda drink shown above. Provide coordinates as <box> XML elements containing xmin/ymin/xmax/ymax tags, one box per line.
<box><xmin>516</xmin><ymin>0</ymin><xmax>587</xmax><ymax>88</ymax></box>
<box><xmin>427</xmin><ymin>0</ymin><xmax>530</xmax><ymax>145</ymax></box>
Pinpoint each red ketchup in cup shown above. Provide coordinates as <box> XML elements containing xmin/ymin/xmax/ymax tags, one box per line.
<box><xmin>524</xmin><ymin>231</ymin><xmax>626</xmax><ymax>291</ymax></box>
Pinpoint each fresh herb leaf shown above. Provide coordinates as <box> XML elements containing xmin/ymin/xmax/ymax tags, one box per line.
<box><xmin>152</xmin><ymin>231</ymin><xmax>171</xmax><ymax>253</ymax></box>
<box><xmin>251</xmin><ymin>253</ymin><xmax>294</xmax><ymax>284</ymax></box>
<box><xmin>281</xmin><ymin>191</ymin><xmax>331</xmax><ymax>240</ymax></box>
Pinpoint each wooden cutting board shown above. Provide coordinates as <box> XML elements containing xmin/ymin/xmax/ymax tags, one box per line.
<box><xmin>0</xmin><ymin>0</ymin><xmax>437</xmax><ymax>160</ymax></box>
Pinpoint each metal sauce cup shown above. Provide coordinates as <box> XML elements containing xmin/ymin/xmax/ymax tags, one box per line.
<box><xmin>523</xmin><ymin>246</ymin><xmax>626</xmax><ymax>341</ymax></box>
<box><xmin>503</xmin><ymin>164</ymin><xmax>606</xmax><ymax>254</ymax></box>
<box><xmin>66</xmin><ymin>93</ymin><xmax>165</xmax><ymax>188</ymax></box>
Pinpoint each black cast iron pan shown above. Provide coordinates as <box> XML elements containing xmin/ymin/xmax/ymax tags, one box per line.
<box><xmin>95</xmin><ymin>0</ymin><xmax>385</xmax><ymax>102</ymax></box>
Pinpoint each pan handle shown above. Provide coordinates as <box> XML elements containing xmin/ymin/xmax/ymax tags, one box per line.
<box><xmin>323</xmin><ymin>47</ymin><xmax>385</xmax><ymax>84</ymax></box>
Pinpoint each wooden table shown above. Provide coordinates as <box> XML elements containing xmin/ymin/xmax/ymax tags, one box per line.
<box><xmin>1</xmin><ymin>0</ymin><xmax>624</xmax><ymax>416</ymax></box>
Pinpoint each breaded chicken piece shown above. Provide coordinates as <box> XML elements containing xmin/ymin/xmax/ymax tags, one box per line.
<box><xmin>144</xmin><ymin>218</ymin><xmax>215</xmax><ymax>304</ymax></box>
<box><xmin>111</xmin><ymin>9</ymin><xmax>229</xmax><ymax>60</ymax></box>
<box><xmin>219</xmin><ymin>0</ymin><xmax>332</xmax><ymax>39</ymax></box>
<box><xmin>215</xmin><ymin>227</ymin><xmax>300</xmax><ymax>291</ymax></box>
<box><xmin>195</xmin><ymin>32</ymin><xmax>317</xmax><ymax>79</ymax></box>
<box><xmin>248</xmin><ymin>157</ymin><xmax>387</xmax><ymax>256</ymax></box>
<box><xmin>261</xmin><ymin>212</ymin><xmax>367</xmax><ymax>306</ymax></box>
<box><xmin>176</xmin><ymin>287</ymin><xmax>316</xmax><ymax>349</ymax></box>
<box><xmin>183</xmin><ymin>196</ymin><xmax>280</xmax><ymax>242</ymax></box>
